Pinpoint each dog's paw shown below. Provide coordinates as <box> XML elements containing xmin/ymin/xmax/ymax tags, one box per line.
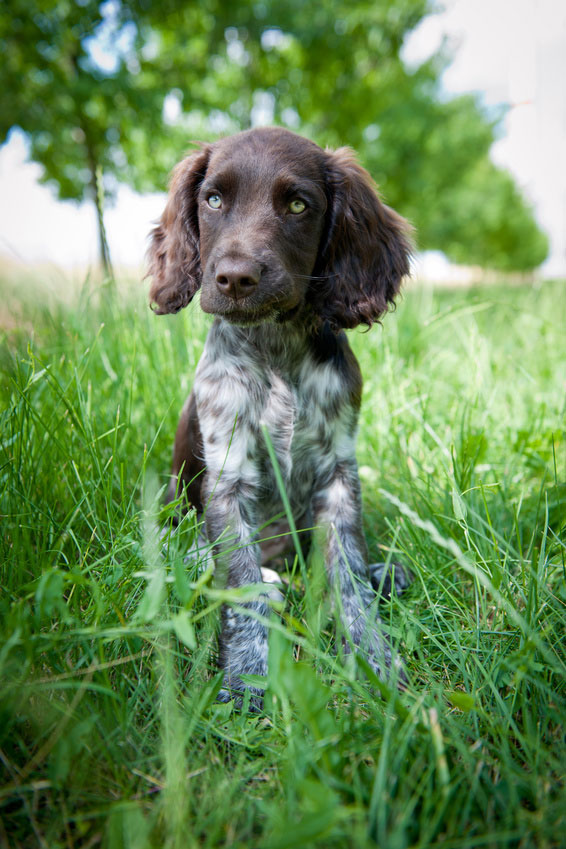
<box><xmin>358</xmin><ymin>636</ymin><xmax>407</xmax><ymax>689</ymax></box>
<box><xmin>216</xmin><ymin>681</ymin><xmax>264</xmax><ymax>713</ymax></box>
<box><xmin>346</xmin><ymin>604</ymin><xmax>407</xmax><ymax>689</ymax></box>
<box><xmin>368</xmin><ymin>561</ymin><xmax>411</xmax><ymax>600</ymax></box>
<box><xmin>218</xmin><ymin>612</ymin><xmax>268</xmax><ymax>713</ymax></box>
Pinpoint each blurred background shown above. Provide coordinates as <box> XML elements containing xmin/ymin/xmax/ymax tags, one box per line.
<box><xmin>1</xmin><ymin>0</ymin><xmax>565</xmax><ymax>283</ymax></box>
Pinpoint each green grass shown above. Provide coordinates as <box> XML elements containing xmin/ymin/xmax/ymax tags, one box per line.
<box><xmin>1</xmin><ymin>274</ymin><xmax>565</xmax><ymax>848</ymax></box>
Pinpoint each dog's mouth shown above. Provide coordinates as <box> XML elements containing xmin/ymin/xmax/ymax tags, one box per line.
<box><xmin>200</xmin><ymin>275</ymin><xmax>305</xmax><ymax>325</ymax></box>
<box><xmin>212</xmin><ymin>305</ymin><xmax>279</xmax><ymax>326</ymax></box>
<box><xmin>204</xmin><ymin>302</ymin><xmax>303</xmax><ymax>327</ymax></box>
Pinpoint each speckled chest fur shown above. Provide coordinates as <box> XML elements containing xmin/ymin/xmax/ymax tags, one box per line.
<box><xmin>195</xmin><ymin>318</ymin><xmax>362</xmax><ymax>527</ymax></box>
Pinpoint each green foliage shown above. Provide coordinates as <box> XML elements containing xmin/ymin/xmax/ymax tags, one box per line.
<box><xmin>1</xmin><ymin>0</ymin><xmax>549</xmax><ymax>271</ymax></box>
<box><xmin>1</xmin><ymin>0</ymin><xmax>215</xmax><ymax>199</ymax></box>
<box><xmin>426</xmin><ymin>157</ymin><xmax>550</xmax><ymax>270</ymax></box>
<box><xmin>0</xmin><ymin>272</ymin><xmax>564</xmax><ymax>847</ymax></box>
<box><xmin>218</xmin><ymin>6</ymin><xmax>548</xmax><ymax>270</ymax></box>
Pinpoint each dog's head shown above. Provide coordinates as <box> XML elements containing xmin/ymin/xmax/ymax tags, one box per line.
<box><xmin>147</xmin><ymin>127</ymin><xmax>412</xmax><ymax>329</ymax></box>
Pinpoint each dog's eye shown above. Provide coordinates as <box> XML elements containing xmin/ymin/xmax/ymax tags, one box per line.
<box><xmin>288</xmin><ymin>199</ymin><xmax>306</xmax><ymax>214</ymax></box>
<box><xmin>207</xmin><ymin>194</ymin><xmax>222</xmax><ymax>209</ymax></box>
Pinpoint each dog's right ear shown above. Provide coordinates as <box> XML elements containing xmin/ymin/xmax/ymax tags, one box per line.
<box><xmin>147</xmin><ymin>145</ymin><xmax>211</xmax><ymax>315</ymax></box>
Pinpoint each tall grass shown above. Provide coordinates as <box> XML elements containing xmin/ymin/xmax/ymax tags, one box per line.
<box><xmin>0</xmin><ymin>275</ymin><xmax>564</xmax><ymax>848</ymax></box>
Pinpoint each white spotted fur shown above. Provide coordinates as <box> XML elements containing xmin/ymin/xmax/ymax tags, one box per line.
<box><xmin>188</xmin><ymin>319</ymin><xmax>401</xmax><ymax>702</ymax></box>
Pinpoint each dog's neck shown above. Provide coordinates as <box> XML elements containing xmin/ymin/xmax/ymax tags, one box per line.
<box><xmin>209</xmin><ymin>316</ymin><xmax>345</xmax><ymax>374</ymax></box>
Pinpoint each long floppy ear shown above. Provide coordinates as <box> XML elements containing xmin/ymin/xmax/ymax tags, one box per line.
<box><xmin>147</xmin><ymin>145</ymin><xmax>211</xmax><ymax>315</ymax></box>
<box><xmin>313</xmin><ymin>147</ymin><xmax>413</xmax><ymax>329</ymax></box>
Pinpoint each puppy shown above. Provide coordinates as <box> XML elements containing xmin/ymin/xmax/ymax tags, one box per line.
<box><xmin>148</xmin><ymin>127</ymin><xmax>411</xmax><ymax>705</ymax></box>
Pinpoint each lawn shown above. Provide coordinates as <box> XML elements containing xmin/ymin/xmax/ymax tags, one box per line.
<box><xmin>0</xmin><ymin>273</ymin><xmax>564</xmax><ymax>848</ymax></box>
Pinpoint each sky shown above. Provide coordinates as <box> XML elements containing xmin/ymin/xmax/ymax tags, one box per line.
<box><xmin>1</xmin><ymin>0</ymin><xmax>565</xmax><ymax>277</ymax></box>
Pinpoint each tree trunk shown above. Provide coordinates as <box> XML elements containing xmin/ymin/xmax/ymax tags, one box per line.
<box><xmin>85</xmin><ymin>135</ymin><xmax>113</xmax><ymax>279</ymax></box>
<box><xmin>69</xmin><ymin>50</ymin><xmax>113</xmax><ymax>278</ymax></box>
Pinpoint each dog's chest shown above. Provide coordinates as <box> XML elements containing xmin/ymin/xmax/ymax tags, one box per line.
<box><xmin>260</xmin><ymin>366</ymin><xmax>316</xmax><ymax>471</ymax></box>
<box><xmin>196</xmin><ymin>323</ymin><xmax>354</xmax><ymax>517</ymax></box>
<box><xmin>255</xmin><ymin>357</ymin><xmax>348</xmax><ymax>513</ymax></box>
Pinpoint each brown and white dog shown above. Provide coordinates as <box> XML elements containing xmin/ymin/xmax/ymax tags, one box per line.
<box><xmin>148</xmin><ymin>127</ymin><xmax>412</xmax><ymax>706</ymax></box>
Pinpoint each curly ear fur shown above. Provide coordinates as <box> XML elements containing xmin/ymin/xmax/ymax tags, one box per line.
<box><xmin>313</xmin><ymin>147</ymin><xmax>413</xmax><ymax>329</ymax></box>
<box><xmin>147</xmin><ymin>145</ymin><xmax>210</xmax><ymax>315</ymax></box>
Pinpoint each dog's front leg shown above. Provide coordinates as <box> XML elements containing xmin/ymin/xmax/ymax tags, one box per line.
<box><xmin>312</xmin><ymin>457</ymin><xmax>396</xmax><ymax>679</ymax></box>
<box><xmin>196</xmin><ymin>372</ymin><xmax>268</xmax><ymax>707</ymax></box>
<box><xmin>205</xmin><ymin>475</ymin><xmax>268</xmax><ymax>706</ymax></box>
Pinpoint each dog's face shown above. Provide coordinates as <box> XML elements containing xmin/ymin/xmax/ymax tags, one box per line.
<box><xmin>197</xmin><ymin>130</ymin><xmax>328</xmax><ymax>324</ymax></box>
<box><xmin>148</xmin><ymin>127</ymin><xmax>412</xmax><ymax>329</ymax></box>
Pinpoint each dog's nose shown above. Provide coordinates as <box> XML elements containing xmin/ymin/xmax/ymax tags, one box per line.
<box><xmin>215</xmin><ymin>258</ymin><xmax>261</xmax><ymax>300</ymax></box>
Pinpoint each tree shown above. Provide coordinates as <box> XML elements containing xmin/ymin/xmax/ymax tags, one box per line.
<box><xmin>188</xmin><ymin>0</ymin><xmax>547</xmax><ymax>269</ymax></box>
<box><xmin>0</xmin><ymin>0</ymin><xmax>230</xmax><ymax>273</ymax></box>
<box><xmin>1</xmin><ymin>0</ymin><xmax>548</xmax><ymax>273</ymax></box>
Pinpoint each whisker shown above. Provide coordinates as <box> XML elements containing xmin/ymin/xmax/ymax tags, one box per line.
<box><xmin>293</xmin><ymin>273</ymin><xmax>335</xmax><ymax>281</ymax></box>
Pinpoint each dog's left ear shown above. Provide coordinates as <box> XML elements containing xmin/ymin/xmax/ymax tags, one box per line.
<box><xmin>314</xmin><ymin>147</ymin><xmax>413</xmax><ymax>329</ymax></box>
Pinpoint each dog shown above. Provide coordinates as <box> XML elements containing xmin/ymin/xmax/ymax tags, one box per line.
<box><xmin>148</xmin><ymin>127</ymin><xmax>412</xmax><ymax>706</ymax></box>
